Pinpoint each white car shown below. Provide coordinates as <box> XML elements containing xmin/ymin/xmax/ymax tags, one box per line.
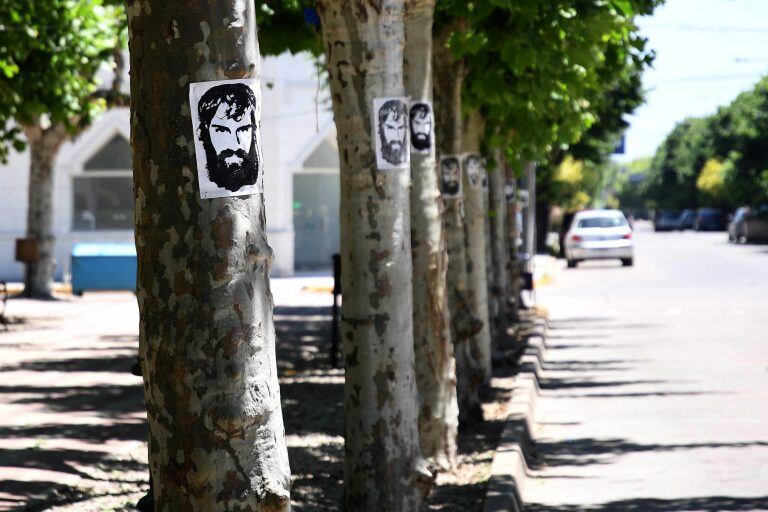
<box><xmin>564</xmin><ymin>209</ymin><xmax>634</xmax><ymax>268</ymax></box>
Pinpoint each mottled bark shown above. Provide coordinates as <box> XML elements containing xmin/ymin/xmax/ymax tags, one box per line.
<box><xmin>404</xmin><ymin>0</ymin><xmax>458</xmax><ymax>470</ymax></box>
<box><xmin>127</xmin><ymin>2</ymin><xmax>290</xmax><ymax>511</ymax></box>
<box><xmin>317</xmin><ymin>1</ymin><xmax>432</xmax><ymax>509</ymax></box>
<box><xmin>461</xmin><ymin>154</ymin><xmax>492</xmax><ymax>384</ymax></box>
<box><xmin>488</xmin><ymin>149</ymin><xmax>510</xmax><ymax>334</ymax></box>
<box><xmin>433</xmin><ymin>38</ymin><xmax>483</xmax><ymax>423</ymax></box>
<box><xmin>461</xmin><ymin>113</ymin><xmax>491</xmax><ymax>384</ymax></box>
<box><xmin>22</xmin><ymin>124</ymin><xmax>67</xmax><ymax>299</ymax></box>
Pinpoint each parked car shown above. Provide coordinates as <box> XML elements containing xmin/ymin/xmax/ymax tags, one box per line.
<box><xmin>743</xmin><ymin>205</ymin><xmax>768</xmax><ymax>243</ymax></box>
<box><xmin>695</xmin><ymin>208</ymin><xmax>727</xmax><ymax>231</ymax></box>
<box><xmin>564</xmin><ymin>209</ymin><xmax>634</xmax><ymax>268</ymax></box>
<box><xmin>727</xmin><ymin>206</ymin><xmax>751</xmax><ymax>243</ymax></box>
<box><xmin>654</xmin><ymin>209</ymin><xmax>680</xmax><ymax>231</ymax></box>
<box><xmin>677</xmin><ymin>209</ymin><xmax>697</xmax><ymax>230</ymax></box>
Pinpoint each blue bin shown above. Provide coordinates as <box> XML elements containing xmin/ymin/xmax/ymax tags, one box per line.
<box><xmin>71</xmin><ymin>243</ymin><xmax>137</xmax><ymax>295</ymax></box>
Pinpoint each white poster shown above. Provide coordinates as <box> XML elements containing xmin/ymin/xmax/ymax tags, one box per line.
<box><xmin>189</xmin><ymin>78</ymin><xmax>263</xmax><ymax>199</ymax></box>
<box><xmin>409</xmin><ymin>101</ymin><xmax>433</xmax><ymax>154</ymax></box>
<box><xmin>373</xmin><ymin>97</ymin><xmax>410</xmax><ymax>170</ymax></box>
<box><xmin>439</xmin><ymin>155</ymin><xmax>462</xmax><ymax>199</ymax></box>
<box><xmin>463</xmin><ymin>153</ymin><xmax>483</xmax><ymax>189</ymax></box>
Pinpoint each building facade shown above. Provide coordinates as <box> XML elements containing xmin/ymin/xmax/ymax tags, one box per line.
<box><xmin>0</xmin><ymin>52</ymin><xmax>340</xmax><ymax>282</ymax></box>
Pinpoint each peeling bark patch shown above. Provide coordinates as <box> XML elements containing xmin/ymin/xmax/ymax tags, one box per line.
<box><xmin>345</xmin><ymin>344</ymin><xmax>359</xmax><ymax>368</ymax></box>
<box><xmin>373</xmin><ymin>313</ymin><xmax>390</xmax><ymax>337</ymax></box>
<box><xmin>366</xmin><ymin>196</ymin><xmax>380</xmax><ymax>231</ymax></box>
<box><xmin>373</xmin><ymin>370</ymin><xmax>389</xmax><ymax>409</ymax></box>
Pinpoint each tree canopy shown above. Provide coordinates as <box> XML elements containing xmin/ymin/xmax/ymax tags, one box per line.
<box><xmin>0</xmin><ymin>0</ymin><xmax>124</xmax><ymax>160</ymax></box>
<box><xmin>437</xmin><ymin>0</ymin><xmax>659</xmax><ymax>166</ymax></box>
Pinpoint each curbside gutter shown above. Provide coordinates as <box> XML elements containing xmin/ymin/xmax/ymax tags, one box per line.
<box><xmin>484</xmin><ymin>314</ymin><xmax>549</xmax><ymax>512</ymax></box>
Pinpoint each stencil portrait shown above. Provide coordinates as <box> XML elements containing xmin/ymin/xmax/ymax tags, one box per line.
<box><xmin>440</xmin><ymin>156</ymin><xmax>461</xmax><ymax>197</ymax></box>
<box><xmin>410</xmin><ymin>102</ymin><xmax>432</xmax><ymax>152</ymax></box>
<box><xmin>197</xmin><ymin>83</ymin><xmax>260</xmax><ymax>193</ymax></box>
<box><xmin>465</xmin><ymin>154</ymin><xmax>482</xmax><ymax>188</ymax></box>
<box><xmin>377</xmin><ymin>99</ymin><xmax>408</xmax><ymax>166</ymax></box>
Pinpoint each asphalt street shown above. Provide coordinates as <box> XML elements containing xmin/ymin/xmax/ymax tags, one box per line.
<box><xmin>526</xmin><ymin>223</ymin><xmax>768</xmax><ymax>511</ymax></box>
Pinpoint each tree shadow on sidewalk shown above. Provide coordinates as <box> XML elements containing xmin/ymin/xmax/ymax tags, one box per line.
<box><xmin>527</xmin><ymin>495</ymin><xmax>768</xmax><ymax>511</ymax></box>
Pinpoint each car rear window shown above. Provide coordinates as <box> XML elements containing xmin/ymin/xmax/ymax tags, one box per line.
<box><xmin>577</xmin><ymin>216</ymin><xmax>628</xmax><ymax>228</ymax></box>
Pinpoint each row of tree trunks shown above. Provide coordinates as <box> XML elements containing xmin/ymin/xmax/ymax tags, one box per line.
<box><xmin>317</xmin><ymin>1</ymin><xmax>432</xmax><ymax>509</ymax></box>
<box><xmin>404</xmin><ymin>0</ymin><xmax>459</xmax><ymax>470</ymax></box>
<box><xmin>433</xmin><ymin>34</ymin><xmax>484</xmax><ymax>423</ymax></box>
<box><xmin>22</xmin><ymin>124</ymin><xmax>68</xmax><ymax>299</ymax></box>
<box><xmin>128</xmin><ymin>2</ymin><xmax>290</xmax><ymax>510</ymax></box>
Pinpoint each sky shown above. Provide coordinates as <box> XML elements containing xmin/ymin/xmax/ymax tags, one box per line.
<box><xmin>615</xmin><ymin>0</ymin><xmax>768</xmax><ymax>163</ymax></box>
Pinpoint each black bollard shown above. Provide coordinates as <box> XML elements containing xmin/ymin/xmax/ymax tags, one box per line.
<box><xmin>330</xmin><ymin>253</ymin><xmax>341</xmax><ymax>368</ymax></box>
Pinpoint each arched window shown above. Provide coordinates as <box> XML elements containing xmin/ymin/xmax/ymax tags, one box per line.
<box><xmin>73</xmin><ymin>134</ymin><xmax>134</xmax><ymax>231</ymax></box>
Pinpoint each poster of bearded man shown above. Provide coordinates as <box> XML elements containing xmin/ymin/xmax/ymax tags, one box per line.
<box><xmin>373</xmin><ymin>97</ymin><xmax>410</xmax><ymax>170</ymax></box>
<box><xmin>409</xmin><ymin>101</ymin><xmax>433</xmax><ymax>154</ymax></box>
<box><xmin>464</xmin><ymin>153</ymin><xmax>483</xmax><ymax>189</ymax></box>
<box><xmin>189</xmin><ymin>78</ymin><xmax>263</xmax><ymax>199</ymax></box>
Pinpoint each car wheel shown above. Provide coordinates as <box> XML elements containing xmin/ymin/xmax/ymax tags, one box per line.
<box><xmin>567</xmin><ymin>259</ymin><xmax>577</xmax><ymax>268</ymax></box>
<box><xmin>621</xmin><ymin>258</ymin><xmax>633</xmax><ymax>267</ymax></box>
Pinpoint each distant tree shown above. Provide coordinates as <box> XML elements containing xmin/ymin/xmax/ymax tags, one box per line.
<box><xmin>697</xmin><ymin>158</ymin><xmax>727</xmax><ymax>206</ymax></box>
<box><xmin>0</xmin><ymin>0</ymin><xmax>125</xmax><ymax>298</ymax></box>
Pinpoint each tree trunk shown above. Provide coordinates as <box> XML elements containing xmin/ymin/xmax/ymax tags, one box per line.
<box><xmin>317</xmin><ymin>1</ymin><xmax>432</xmax><ymax>509</ymax></box>
<box><xmin>461</xmin><ymin>156</ymin><xmax>492</xmax><ymax>384</ymax></box>
<box><xmin>23</xmin><ymin>124</ymin><xmax>67</xmax><ymax>299</ymax></box>
<box><xmin>461</xmin><ymin>113</ymin><xmax>491</xmax><ymax>384</ymax></box>
<box><xmin>433</xmin><ymin>39</ymin><xmax>483</xmax><ymax>424</ymax></box>
<box><xmin>505</xmin><ymin>162</ymin><xmax>521</xmax><ymax>322</ymax></box>
<box><xmin>488</xmin><ymin>149</ymin><xmax>510</xmax><ymax>340</ymax></box>
<box><xmin>482</xmin><ymin>169</ymin><xmax>494</xmax><ymax>339</ymax></box>
<box><xmin>404</xmin><ymin>0</ymin><xmax>459</xmax><ymax>470</ymax></box>
<box><xmin>536</xmin><ymin>200</ymin><xmax>550</xmax><ymax>253</ymax></box>
<box><xmin>127</xmin><ymin>2</ymin><xmax>290</xmax><ymax>510</ymax></box>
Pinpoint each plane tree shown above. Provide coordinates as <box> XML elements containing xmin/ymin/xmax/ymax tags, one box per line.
<box><xmin>0</xmin><ymin>0</ymin><xmax>125</xmax><ymax>298</ymax></box>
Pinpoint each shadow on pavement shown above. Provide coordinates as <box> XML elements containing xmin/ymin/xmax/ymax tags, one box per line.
<box><xmin>533</xmin><ymin>437</ymin><xmax>768</xmax><ymax>468</ymax></box>
<box><xmin>527</xmin><ymin>495</ymin><xmax>768</xmax><ymax>511</ymax></box>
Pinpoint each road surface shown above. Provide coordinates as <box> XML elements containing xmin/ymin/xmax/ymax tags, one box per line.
<box><xmin>526</xmin><ymin>223</ymin><xmax>768</xmax><ymax>511</ymax></box>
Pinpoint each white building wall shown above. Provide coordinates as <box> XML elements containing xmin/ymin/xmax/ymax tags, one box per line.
<box><xmin>0</xmin><ymin>51</ymin><xmax>334</xmax><ymax>282</ymax></box>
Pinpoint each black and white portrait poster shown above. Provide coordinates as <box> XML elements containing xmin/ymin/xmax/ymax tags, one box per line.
<box><xmin>373</xmin><ymin>97</ymin><xmax>410</xmax><ymax>170</ymax></box>
<box><xmin>464</xmin><ymin>153</ymin><xmax>483</xmax><ymax>189</ymax></box>
<box><xmin>439</xmin><ymin>156</ymin><xmax>462</xmax><ymax>199</ymax></box>
<box><xmin>409</xmin><ymin>101</ymin><xmax>433</xmax><ymax>154</ymax></box>
<box><xmin>189</xmin><ymin>78</ymin><xmax>263</xmax><ymax>199</ymax></box>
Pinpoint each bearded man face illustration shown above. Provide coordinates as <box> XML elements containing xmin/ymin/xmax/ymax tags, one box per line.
<box><xmin>197</xmin><ymin>83</ymin><xmax>260</xmax><ymax>192</ymax></box>
<box><xmin>409</xmin><ymin>103</ymin><xmax>432</xmax><ymax>152</ymax></box>
<box><xmin>378</xmin><ymin>100</ymin><xmax>408</xmax><ymax>165</ymax></box>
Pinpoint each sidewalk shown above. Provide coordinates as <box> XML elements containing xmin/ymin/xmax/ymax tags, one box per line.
<box><xmin>0</xmin><ymin>277</ymin><xmax>335</xmax><ymax>511</ymax></box>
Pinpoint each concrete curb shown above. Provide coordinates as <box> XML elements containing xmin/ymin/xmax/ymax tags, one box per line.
<box><xmin>483</xmin><ymin>317</ymin><xmax>549</xmax><ymax>512</ymax></box>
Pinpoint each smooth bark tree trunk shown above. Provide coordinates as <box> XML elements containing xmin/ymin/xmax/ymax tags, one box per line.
<box><xmin>461</xmin><ymin>113</ymin><xmax>491</xmax><ymax>384</ymax></box>
<box><xmin>461</xmin><ymin>155</ymin><xmax>491</xmax><ymax>383</ymax></box>
<box><xmin>127</xmin><ymin>2</ymin><xmax>290</xmax><ymax>510</ymax></box>
<box><xmin>22</xmin><ymin>124</ymin><xmax>67</xmax><ymax>299</ymax></box>
<box><xmin>488</xmin><ymin>149</ymin><xmax>510</xmax><ymax>338</ymax></box>
<box><xmin>482</xmin><ymin>172</ymin><xmax>495</xmax><ymax>338</ymax></box>
<box><xmin>317</xmin><ymin>1</ymin><xmax>432</xmax><ymax>509</ymax></box>
<box><xmin>433</xmin><ymin>39</ymin><xmax>483</xmax><ymax>424</ymax></box>
<box><xmin>404</xmin><ymin>0</ymin><xmax>459</xmax><ymax>470</ymax></box>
